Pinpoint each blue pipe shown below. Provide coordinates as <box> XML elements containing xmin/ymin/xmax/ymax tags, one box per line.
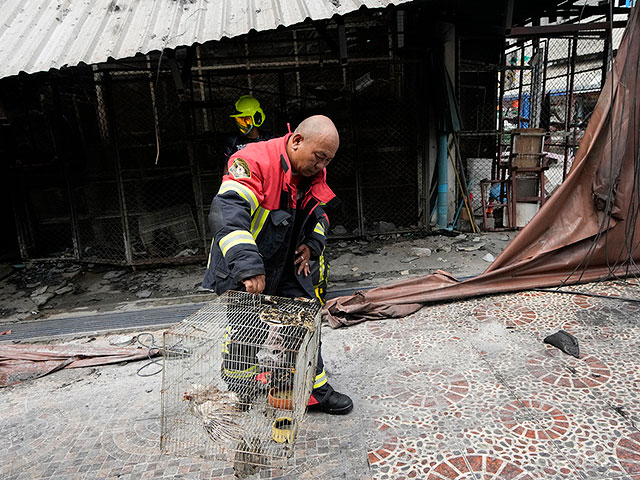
<box><xmin>437</xmin><ymin>132</ymin><xmax>448</xmax><ymax>228</ymax></box>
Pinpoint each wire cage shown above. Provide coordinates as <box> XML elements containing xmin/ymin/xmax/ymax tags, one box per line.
<box><xmin>160</xmin><ymin>290</ymin><xmax>322</xmax><ymax>472</ymax></box>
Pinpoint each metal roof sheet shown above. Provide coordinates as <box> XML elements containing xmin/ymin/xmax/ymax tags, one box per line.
<box><xmin>0</xmin><ymin>0</ymin><xmax>411</xmax><ymax>79</ymax></box>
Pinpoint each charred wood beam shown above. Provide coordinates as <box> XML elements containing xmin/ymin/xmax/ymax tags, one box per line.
<box><xmin>508</xmin><ymin>21</ymin><xmax>627</xmax><ymax>37</ymax></box>
<box><xmin>513</xmin><ymin>5</ymin><xmax>629</xmax><ymax>26</ymax></box>
<box><xmin>337</xmin><ymin>17</ymin><xmax>348</xmax><ymax>65</ymax></box>
<box><xmin>313</xmin><ymin>19</ymin><xmax>348</xmax><ymax>65</ymax></box>
<box><xmin>505</xmin><ymin>0</ymin><xmax>514</xmax><ymax>31</ymax></box>
<box><xmin>181</xmin><ymin>46</ymin><xmax>196</xmax><ymax>86</ymax></box>
<box><xmin>166</xmin><ymin>52</ymin><xmax>184</xmax><ymax>94</ymax></box>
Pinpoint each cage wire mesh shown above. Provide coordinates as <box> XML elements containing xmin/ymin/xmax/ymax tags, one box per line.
<box><xmin>160</xmin><ymin>291</ymin><xmax>321</xmax><ymax>471</ymax></box>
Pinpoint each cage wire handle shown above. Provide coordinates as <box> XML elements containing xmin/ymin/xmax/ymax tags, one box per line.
<box><xmin>134</xmin><ymin>331</ymin><xmax>200</xmax><ymax>377</ymax></box>
<box><xmin>136</xmin><ymin>332</ymin><xmax>165</xmax><ymax>377</ymax></box>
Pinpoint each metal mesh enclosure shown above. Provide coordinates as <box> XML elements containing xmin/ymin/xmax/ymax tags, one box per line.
<box><xmin>160</xmin><ymin>291</ymin><xmax>321</xmax><ymax>471</ymax></box>
<box><xmin>459</xmin><ymin>15</ymin><xmax>629</xmax><ymax>230</ymax></box>
<box><xmin>501</xmin><ymin>35</ymin><xmax>607</xmax><ymax>194</ymax></box>
<box><xmin>3</xmin><ymin>9</ymin><xmax>427</xmax><ymax>265</ymax></box>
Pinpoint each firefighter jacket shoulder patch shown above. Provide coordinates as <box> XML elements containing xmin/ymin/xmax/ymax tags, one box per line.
<box><xmin>229</xmin><ymin>158</ymin><xmax>251</xmax><ymax>179</ymax></box>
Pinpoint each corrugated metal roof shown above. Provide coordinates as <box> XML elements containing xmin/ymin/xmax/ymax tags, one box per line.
<box><xmin>0</xmin><ymin>0</ymin><xmax>412</xmax><ymax>79</ymax></box>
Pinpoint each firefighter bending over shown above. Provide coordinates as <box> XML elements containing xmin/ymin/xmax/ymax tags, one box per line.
<box><xmin>203</xmin><ymin>115</ymin><xmax>352</xmax><ymax>415</ymax></box>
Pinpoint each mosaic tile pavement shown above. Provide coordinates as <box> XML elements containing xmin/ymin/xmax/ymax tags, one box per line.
<box><xmin>1</xmin><ymin>278</ymin><xmax>640</xmax><ymax>479</ymax></box>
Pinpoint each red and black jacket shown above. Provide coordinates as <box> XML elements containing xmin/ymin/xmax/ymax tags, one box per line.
<box><xmin>202</xmin><ymin>134</ymin><xmax>337</xmax><ymax>299</ymax></box>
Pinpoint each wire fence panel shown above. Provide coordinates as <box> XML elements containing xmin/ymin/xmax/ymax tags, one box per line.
<box><xmin>460</xmin><ymin>28</ymin><xmax>615</xmax><ymax>230</ymax></box>
<box><xmin>112</xmin><ymin>72</ymin><xmax>202</xmax><ymax>264</ymax></box>
<box><xmin>4</xmin><ymin>12</ymin><xmax>428</xmax><ymax>265</ymax></box>
<box><xmin>501</xmin><ymin>36</ymin><xmax>607</xmax><ymax>198</ymax></box>
<box><xmin>458</xmin><ymin>35</ymin><xmax>503</xmax><ymax>220</ymax></box>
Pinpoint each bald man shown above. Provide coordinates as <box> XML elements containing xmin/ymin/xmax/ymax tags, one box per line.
<box><xmin>203</xmin><ymin>115</ymin><xmax>353</xmax><ymax>415</ymax></box>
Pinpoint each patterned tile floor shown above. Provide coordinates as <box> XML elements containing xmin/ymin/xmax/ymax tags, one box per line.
<box><xmin>1</xmin><ymin>278</ymin><xmax>640</xmax><ymax>479</ymax></box>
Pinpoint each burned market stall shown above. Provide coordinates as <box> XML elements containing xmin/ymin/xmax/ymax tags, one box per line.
<box><xmin>0</xmin><ymin>6</ymin><xmax>441</xmax><ymax>266</ymax></box>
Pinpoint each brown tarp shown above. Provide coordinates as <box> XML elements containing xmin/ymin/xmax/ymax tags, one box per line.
<box><xmin>0</xmin><ymin>344</ymin><xmax>157</xmax><ymax>387</ymax></box>
<box><xmin>326</xmin><ymin>7</ymin><xmax>640</xmax><ymax>328</ymax></box>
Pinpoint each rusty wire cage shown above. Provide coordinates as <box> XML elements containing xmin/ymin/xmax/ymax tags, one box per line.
<box><xmin>160</xmin><ymin>291</ymin><xmax>321</xmax><ymax>471</ymax></box>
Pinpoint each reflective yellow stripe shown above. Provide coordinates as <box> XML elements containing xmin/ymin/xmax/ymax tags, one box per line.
<box><xmin>314</xmin><ymin>249</ymin><xmax>328</xmax><ymax>305</ymax></box>
<box><xmin>314</xmin><ymin>285</ymin><xmax>325</xmax><ymax>306</ymax></box>
<box><xmin>223</xmin><ymin>365</ymin><xmax>258</xmax><ymax>378</ymax></box>
<box><xmin>315</xmin><ymin>249</ymin><xmax>327</xmax><ymax>284</ymax></box>
<box><xmin>313</xmin><ymin>369</ymin><xmax>327</xmax><ymax>388</ymax></box>
<box><xmin>250</xmin><ymin>207</ymin><xmax>270</xmax><ymax>239</ymax></box>
<box><xmin>206</xmin><ymin>237</ymin><xmax>215</xmax><ymax>268</ymax></box>
<box><xmin>218</xmin><ymin>180</ymin><xmax>259</xmax><ymax>214</ymax></box>
<box><xmin>219</xmin><ymin>230</ymin><xmax>256</xmax><ymax>256</ymax></box>
<box><xmin>313</xmin><ymin>222</ymin><xmax>325</xmax><ymax>236</ymax></box>
<box><xmin>222</xmin><ymin>325</ymin><xmax>232</xmax><ymax>354</ymax></box>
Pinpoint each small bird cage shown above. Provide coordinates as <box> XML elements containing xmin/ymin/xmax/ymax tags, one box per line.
<box><xmin>160</xmin><ymin>290</ymin><xmax>322</xmax><ymax>474</ymax></box>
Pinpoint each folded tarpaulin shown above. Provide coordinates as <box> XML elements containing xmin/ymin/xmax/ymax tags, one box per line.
<box><xmin>325</xmin><ymin>6</ymin><xmax>640</xmax><ymax>328</ymax></box>
<box><xmin>0</xmin><ymin>343</ymin><xmax>157</xmax><ymax>387</ymax></box>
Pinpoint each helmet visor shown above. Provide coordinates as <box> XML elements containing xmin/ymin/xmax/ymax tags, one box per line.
<box><xmin>235</xmin><ymin>116</ymin><xmax>254</xmax><ymax>135</ymax></box>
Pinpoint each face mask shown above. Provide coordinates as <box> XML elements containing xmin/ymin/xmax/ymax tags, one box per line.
<box><xmin>235</xmin><ymin>116</ymin><xmax>254</xmax><ymax>135</ymax></box>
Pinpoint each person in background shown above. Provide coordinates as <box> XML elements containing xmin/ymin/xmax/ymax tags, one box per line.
<box><xmin>224</xmin><ymin>95</ymin><xmax>272</xmax><ymax>164</ymax></box>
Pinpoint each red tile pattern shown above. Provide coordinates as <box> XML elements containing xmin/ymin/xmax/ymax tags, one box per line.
<box><xmin>617</xmin><ymin>432</ymin><xmax>640</xmax><ymax>475</ymax></box>
<box><xmin>516</xmin><ymin>291</ymin><xmax>548</xmax><ymax>298</ymax></box>
<box><xmin>367</xmin><ymin>318</ymin><xmax>409</xmax><ymax>339</ymax></box>
<box><xmin>499</xmin><ymin>399</ymin><xmax>570</xmax><ymax>441</ymax></box>
<box><xmin>571</xmin><ymin>290</ymin><xmax>640</xmax><ymax>312</ymax></box>
<box><xmin>561</xmin><ymin>317</ymin><xmax>618</xmax><ymax>340</ymax></box>
<box><xmin>426</xmin><ymin>455</ymin><xmax>535</xmax><ymax>479</ymax></box>
<box><xmin>572</xmin><ymin>294</ymin><xmax>600</xmax><ymax>309</ymax></box>
<box><xmin>367</xmin><ymin>419</ymin><xmax>401</xmax><ymax>465</ymax></box>
<box><xmin>525</xmin><ymin>349</ymin><xmax>611</xmax><ymax>388</ymax></box>
<box><xmin>472</xmin><ymin>302</ymin><xmax>537</xmax><ymax>328</ymax></box>
<box><xmin>374</xmin><ymin>366</ymin><xmax>469</xmax><ymax>408</ymax></box>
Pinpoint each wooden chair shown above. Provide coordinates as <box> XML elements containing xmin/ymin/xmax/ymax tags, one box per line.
<box><xmin>507</xmin><ymin>128</ymin><xmax>549</xmax><ymax>228</ymax></box>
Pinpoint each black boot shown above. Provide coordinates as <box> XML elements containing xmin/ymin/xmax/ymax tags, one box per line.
<box><xmin>308</xmin><ymin>384</ymin><xmax>353</xmax><ymax>415</ymax></box>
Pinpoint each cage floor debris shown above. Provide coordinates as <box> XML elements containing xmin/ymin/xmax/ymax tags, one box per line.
<box><xmin>1</xmin><ymin>279</ymin><xmax>640</xmax><ymax>479</ymax></box>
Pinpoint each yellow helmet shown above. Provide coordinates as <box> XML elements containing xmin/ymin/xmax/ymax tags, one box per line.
<box><xmin>229</xmin><ymin>95</ymin><xmax>265</xmax><ymax>133</ymax></box>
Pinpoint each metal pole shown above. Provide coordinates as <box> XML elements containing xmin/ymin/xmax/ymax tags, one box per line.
<box><xmin>517</xmin><ymin>46</ymin><xmax>525</xmax><ymax>128</ymax></box>
<box><xmin>349</xmin><ymin>65</ymin><xmax>364</xmax><ymax>237</ymax></box>
<box><xmin>437</xmin><ymin>132</ymin><xmax>449</xmax><ymax>228</ymax></box>
<box><xmin>11</xmin><ymin>177</ymin><xmax>30</xmax><ymax>261</ymax></box>
<box><xmin>51</xmin><ymin>81</ymin><xmax>81</xmax><ymax>261</ymax></box>
<box><xmin>562</xmin><ymin>37</ymin><xmax>571</xmax><ymax>180</ymax></box>
<box><xmin>183</xmin><ymin>57</ymin><xmax>208</xmax><ymax>255</ymax></box>
<box><xmin>565</xmin><ymin>34</ymin><xmax>578</xmax><ymax>179</ymax></box>
<box><xmin>103</xmin><ymin>72</ymin><xmax>133</xmax><ymax>265</ymax></box>
<box><xmin>421</xmin><ymin>60</ymin><xmax>430</xmax><ymax>231</ymax></box>
<box><xmin>497</xmin><ymin>48</ymin><xmax>506</xmax><ymax>182</ymax></box>
<box><xmin>542</xmin><ymin>39</ymin><xmax>549</xmax><ymax>122</ymax></box>
<box><xmin>600</xmin><ymin>32</ymin><xmax>610</xmax><ymax>89</ymax></box>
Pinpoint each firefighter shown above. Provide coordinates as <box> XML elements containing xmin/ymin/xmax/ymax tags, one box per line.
<box><xmin>203</xmin><ymin>114</ymin><xmax>353</xmax><ymax>415</ymax></box>
<box><xmin>224</xmin><ymin>94</ymin><xmax>272</xmax><ymax>164</ymax></box>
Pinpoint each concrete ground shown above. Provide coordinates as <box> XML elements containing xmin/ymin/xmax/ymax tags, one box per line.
<box><xmin>2</xmin><ymin>232</ymin><xmax>640</xmax><ymax>479</ymax></box>
<box><xmin>0</xmin><ymin>231</ymin><xmax>516</xmax><ymax>324</ymax></box>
